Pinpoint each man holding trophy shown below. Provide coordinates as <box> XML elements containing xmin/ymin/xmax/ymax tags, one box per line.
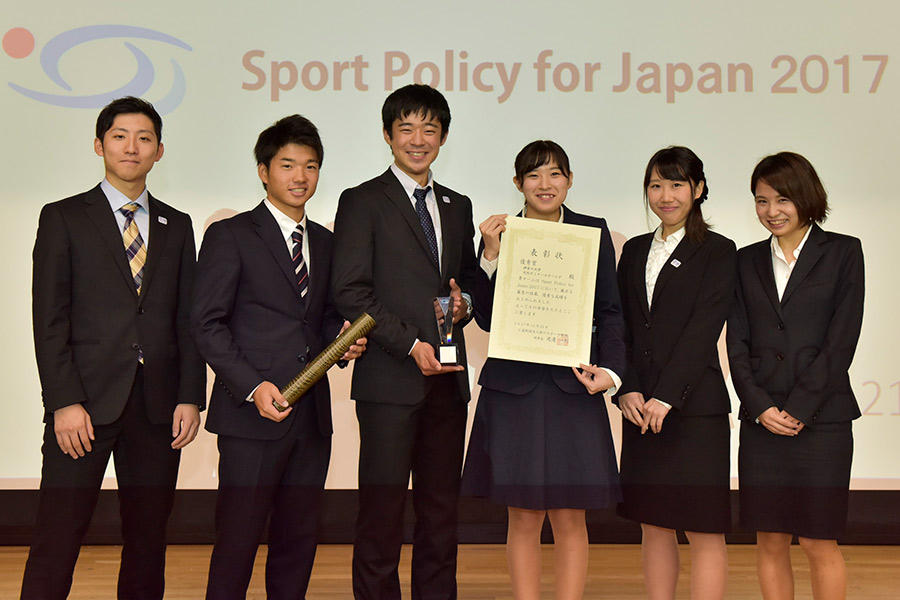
<box><xmin>332</xmin><ymin>84</ymin><xmax>478</xmax><ymax>599</ymax></box>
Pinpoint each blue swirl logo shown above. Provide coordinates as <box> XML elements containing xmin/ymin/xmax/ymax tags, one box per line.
<box><xmin>5</xmin><ymin>25</ymin><xmax>191</xmax><ymax>114</ymax></box>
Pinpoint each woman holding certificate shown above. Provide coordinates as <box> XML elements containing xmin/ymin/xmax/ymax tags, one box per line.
<box><xmin>461</xmin><ymin>140</ymin><xmax>626</xmax><ymax>599</ymax></box>
<box><xmin>728</xmin><ymin>152</ymin><xmax>863</xmax><ymax>600</ymax></box>
<box><xmin>615</xmin><ymin>146</ymin><xmax>736</xmax><ymax>600</ymax></box>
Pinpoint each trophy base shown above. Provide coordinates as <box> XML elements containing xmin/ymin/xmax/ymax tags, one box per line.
<box><xmin>437</xmin><ymin>343</ymin><xmax>458</xmax><ymax>365</ymax></box>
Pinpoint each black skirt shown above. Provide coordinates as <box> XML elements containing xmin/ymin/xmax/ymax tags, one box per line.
<box><xmin>738</xmin><ymin>420</ymin><xmax>852</xmax><ymax>540</ymax></box>
<box><xmin>617</xmin><ymin>411</ymin><xmax>732</xmax><ymax>533</ymax></box>
<box><xmin>461</xmin><ymin>370</ymin><xmax>621</xmax><ymax>510</ymax></box>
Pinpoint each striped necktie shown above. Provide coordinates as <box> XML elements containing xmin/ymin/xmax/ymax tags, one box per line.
<box><xmin>291</xmin><ymin>224</ymin><xmax>309</xmax><ymax>299</ymax></box>
<box><xmin>119</xmin><ymin>202</ymin><xmax>147</xmax><ymax>295</ymax></box>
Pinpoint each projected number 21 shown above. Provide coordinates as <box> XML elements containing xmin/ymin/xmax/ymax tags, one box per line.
<box><xmin>861</xmin><ymin>381</ymin><xmax>900</xmax><ymax>416</ymax></box>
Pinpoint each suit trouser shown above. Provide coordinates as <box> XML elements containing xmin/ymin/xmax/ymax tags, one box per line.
<box><xmin>21</xmin><ymin>367</ymin><xmax>180</xmax><ymax>600</ymax></box>
<box><xmin>206</xmin><ymin>397</ymin><xmax>331</xmax><ymax>600</ymax></box>
<box><xmin>352</xmin><ymin>376</ymin><xmax>467</xmax><ymax>600</ymax></box>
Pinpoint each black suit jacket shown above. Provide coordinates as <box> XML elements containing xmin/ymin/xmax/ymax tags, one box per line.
<box><xmin>614</xmin><ymin>230</ymin><xmax>736</xmax><ymax>415</ymax></box>
<box><xmin>192</xmin><ymin>202</ymin><xmax>343</xmax><ymax>439</ymax></box>
<box><xmin>331</xmin><ymin>168</ymin><xmax>478</xmax><ymax>405</ymax></box>
<box><xmin>727</xmin><ymin>224</ymin><xmax>864</xmax><ymax>426</ymax></box>
<box><xmin>474</xmin><ymin>208</ymin><xmax>625</xmax><ymax>395</ymax></box>
<box><xmin>32</xmin><ymin>184</ymin><xmax>205</xmax><ymax>425</ymax></box>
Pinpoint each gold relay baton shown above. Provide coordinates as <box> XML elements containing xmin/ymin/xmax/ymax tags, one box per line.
<box><xmin>274</xmin><ymin>312</ymin><xmax>375</xmax><ymax>412</ymax></box>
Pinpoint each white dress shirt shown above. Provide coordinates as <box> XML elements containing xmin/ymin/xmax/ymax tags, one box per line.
<box><xmin>264</xmin><ymin>199</ymin><xmax>312</xmax><ymax>273</ymax></box>
<box><xmin>645</xmin><ymin>225</ymin><xmax>685</xmax><ymax>309</ymax></box>
<box><xmin>770</xmin><ymin>225</ymin><xmax>812</xmax><ymax>301</ymax></box>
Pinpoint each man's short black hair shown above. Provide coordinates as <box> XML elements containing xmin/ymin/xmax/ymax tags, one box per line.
<box><xmin>254</xmin><ymin>114</ymin><xmax>324</xmax><ymax>169</ymax></box>
<box><xmin>95</xmin><ymin>96</ymin><xmax>162</xmax><ymax>143</ymax></box>
<box><xmin>382</xmin><ymin>84</ymin><xmax>450</xmax><ymax>139</ymax></box>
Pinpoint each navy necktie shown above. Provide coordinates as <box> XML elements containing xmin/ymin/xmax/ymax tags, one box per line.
<box><xmin>413</xmin><ymin>187</ymin><xmax>439</xmax><ymax>266</ymax></box>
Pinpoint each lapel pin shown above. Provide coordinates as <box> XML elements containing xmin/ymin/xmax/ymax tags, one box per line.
<box><xmin>442</xmin><ymin>196</ymin><xmax>450</xmax><ymax>204</ymax></box>
<box><xmin>670</xmin><ymin>259</ymin><xmax>681</xmax><ymax>268</ymax></box>
<box><xmin>157</xmin><ymin>216</ymin><xmax>168</xmax><ymax>225</ymax></box>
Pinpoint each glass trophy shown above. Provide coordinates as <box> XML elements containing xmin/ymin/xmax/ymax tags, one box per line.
<box><xmin>434</xmin><ymin>295</ymin><xmax>458</xmax><ymax>365</ymax></box>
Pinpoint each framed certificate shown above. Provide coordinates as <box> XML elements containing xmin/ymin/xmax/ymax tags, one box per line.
<box><xmin>487</xmin><ymin>216</ymin><xmax>600</xmax><ymax>367</ymax></box>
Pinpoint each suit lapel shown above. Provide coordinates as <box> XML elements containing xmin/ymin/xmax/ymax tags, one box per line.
<box><xmin>781</xmin><ymin>224</ymin><xmax>826</xmax><ymax>307</ymax></box>
<box><xmin>381</xmin><ymin>170</ymin><xmax>441</xmax><ymax>274</ymax></box>
<box><xmin>434</xmin><ymin>182</ymin><xmax>454</xmax><ymax>278</ymax></box>
<box><xmin>251</xmin><ymin>202</ymin><xmax>305</xmax><ymax>305</ymax></box>
<box><xmin>751</xmin><ymin>238</ymin><xmax>783</xmax><ymax>317</ymax></box>
<box><xmin>139</xmin><ymin>194</ymin><xmax>170</xmax><ymax>302</ymax></box>
<box><xmin>82</xmin><ymin>185</ymin><xmax>138</xmax><ymax>298</ymax></box>
<box><xmin>631</xmin><ymin>234</ymin><xmax>652</xmax><ymax>319</ymax></box>
<box><xmin>651</xmin><ymin>236</ymin><xmax>701</xmax><ymax>312</ymax></box>
<box><xmin>305</xmin><ymin>222</ymin><xmax>327</xmax><ymax>310</ymax></box>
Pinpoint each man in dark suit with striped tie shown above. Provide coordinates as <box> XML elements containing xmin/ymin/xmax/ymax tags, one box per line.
<box><xmin>191</xmin><ymin>114</ymin><xmax>366</xmax><ymax>599</ymax></box>
<box><xmin>24</xmin><ymin>96</ymin><xmax>206</xmax><ymax>600</ymax></box>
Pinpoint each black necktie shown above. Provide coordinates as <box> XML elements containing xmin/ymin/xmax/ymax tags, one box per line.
<box><xmin>414</xmin><ymin>187</ymin><xmax>439</xmax><ymax>266</ymax></box>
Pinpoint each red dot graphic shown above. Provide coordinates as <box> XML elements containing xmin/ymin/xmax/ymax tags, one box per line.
<box><xmin>3</xmin><ymin>28</ymin><xmax>35</xmax><ymax>59</ymax></box>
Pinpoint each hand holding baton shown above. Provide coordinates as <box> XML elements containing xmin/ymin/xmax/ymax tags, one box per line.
<box><xmin>274</xmin><ymin>313</ymin><xmax>375</xmax><ymax>412</ymax></box>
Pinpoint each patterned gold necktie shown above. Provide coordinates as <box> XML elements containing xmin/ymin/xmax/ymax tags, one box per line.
<box><xmin>120</xmin><ymin>202</ymin><xmax>147</xmax><ymax>295</ymax></box>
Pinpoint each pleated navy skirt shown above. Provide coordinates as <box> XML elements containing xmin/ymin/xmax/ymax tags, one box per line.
<box><xmin>461</xmin><ymin>370</ymin><xmax>621</xmax><ymax>510</ymax></box>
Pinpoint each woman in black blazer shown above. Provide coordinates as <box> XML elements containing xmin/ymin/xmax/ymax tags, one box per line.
<box><xmin>728</xmin><ymin>152</ymin><xmax>864</xmax><ymax>600</ymax></box>
<box><xmin>615</xmin><ymin>146</ymin><xmax>735</xmax><ymax>600</ymax></box>
<box><xmin>461</xmin><ymin>140</ymin><xmax>625</xmax><ymax>599</ymax></box>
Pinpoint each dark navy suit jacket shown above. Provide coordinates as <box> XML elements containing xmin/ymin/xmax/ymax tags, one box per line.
<box><xmin>192</xmin><ymin>201</ymin><xmax>343</xmax><ymax>440</ymax></box>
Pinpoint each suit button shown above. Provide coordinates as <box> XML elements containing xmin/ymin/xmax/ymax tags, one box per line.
<box><xmin>776</xmin><ymin>352</ymin><xmax>785</xmax><ymax>361</ymax></box>
<box><xmin>137</xmin><ymin>307</ymin><xmax>145</xmax><ymax>315</ymax></box>
<box><xmin>644</xmin><ymin>322</ymin><xmax>651</xmax><ymax>329</ymax></box>
<box><xmin>777</xmin><ymin>322</ymin><xmax>785</xmax><ymax>330</ymax></box>
<box><xmin>131</xmin><ymin>343</ymin><xmax>141</xmax><ymax>351</ymax></box>
<box><xmin>298</xmin><ymin>355</ymin><xmax>307</xmax><ymax>363</ymax></box>
<box><xmin>643</xmin><ymin>350</ymin><xmax>651</xmax><ymax>357</ymax></box>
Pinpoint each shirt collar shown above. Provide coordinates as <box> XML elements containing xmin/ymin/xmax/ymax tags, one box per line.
<box><xmin>101</xmin><ymin>178</ymin><xmax>149</xmax><ymax>214</ymax></box>
<box><xmin>263</xmin><ymin>198</ymin><xmax>307</xmax><ymax>240</ymax></box>
<box><xmin>653</xmin><ymin>224</ymin><xmax>685</xmax><ymax>247</ymax></box>
<box><xmin>390</xmin><ymin>163</ymin><xmax>434</xmax><ymax>198</ymax></box>
<box><xmin>522</xmin><ymin>204</ymin><xmax>566</xmax><ymax>223</ymax></box>
<box><xmin>769</xmin><ymin>224</ymin><xmax>812</xmax><ymax>264</ymax></box>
